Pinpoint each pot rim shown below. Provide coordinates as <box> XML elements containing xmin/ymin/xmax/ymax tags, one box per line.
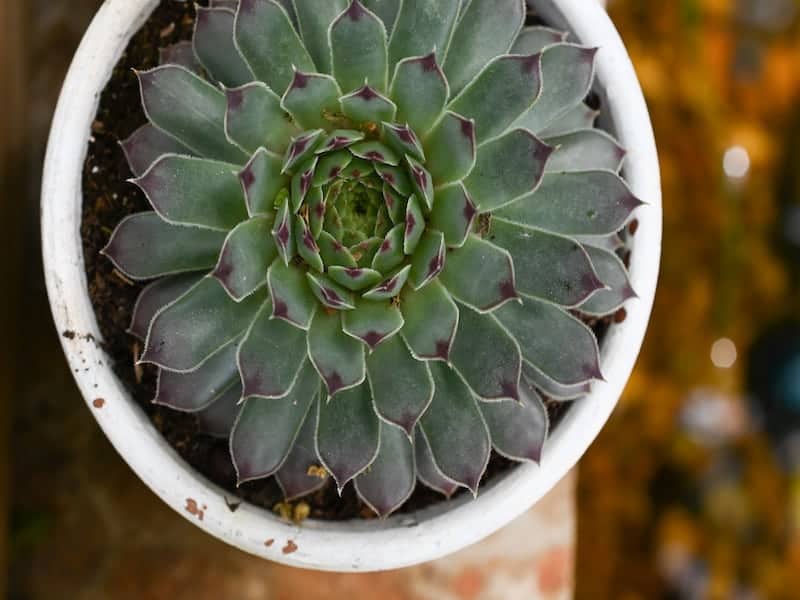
<box><xmin>41</xmin><ymin>0</ymin><xmax>661</xmax><ymax>572</ymax></box>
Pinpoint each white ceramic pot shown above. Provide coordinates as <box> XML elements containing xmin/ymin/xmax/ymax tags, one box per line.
<box><xmin>42</xmin><ymin>0</ymin><xmax>661</xmax><ymax>572</ymax></box>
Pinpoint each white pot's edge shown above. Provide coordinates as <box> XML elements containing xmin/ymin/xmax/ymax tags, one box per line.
<box><xmin>42</xmin><ymin>0</ymin><xmax>661</xmax><ymax>572</ymax></box>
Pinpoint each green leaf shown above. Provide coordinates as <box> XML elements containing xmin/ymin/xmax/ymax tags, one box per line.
<box><xmin>523</xmin><ymin>362</ymin><xmax>591</xmax><ymax>401</ymax></box>
<box><xmin>330</xmin><ymin>0</ymin><xmax>389</xmax><ymax>93</ymax></box>
<box><xmin>290</xmin><ymin>157</ymin><xmax>317</xmax><ymax>211</ymax></box>
<box><xmin>423</xmin><ymin>111</ymin><xmax>476</xmax><ymax>185</ymax></box>
<box><xmin>366</xmin><ymin>335</ymin><xmax>433</xmax><ymax>435</ymax></box>
<box><xmin>120</xmin><ymin>123</ymin><xmax>189</xmax><ymax>178</ymax></box>
<box><xmin>275</xmin><ymin>410</ymin><xmax>328</xmax><ymax>500</ymax></box>
<box><xmin>282</xmin><ymin>129</ymin><xmax>325</xmax><ymax>174</ymax></box>
<box><xmin>511</xmin><ymin>26</ymin><xmax>569</xmax><ymax>55</ymax></box>
<box><xmin>193</xmin><ymin>6</ymin><xmax>253</xmax><ymax>87</ymax></box>
<box><xmin>318</xmin><ymin>231</ymin><xmax>358</xmax><ymax>267</ymax></box>
<box><xmin>355</xmin><ymin>423</ymin><xmax>415</xmax><ymax>517</ymax></box>
<box><xmin>271</xmin><ymin>195</ymin><xmax>296</xmax><ymax>265</ymax></box>
<box><xmin>197</xmin><ymin>382</ymin><xmax>242</xmax><ymax>438</ymax></box>
<box><xmin>406</xmin><ymin>155</ymin><xmax>434</xmax><ymax>211</ymax></box>
<box><xmin>267</xmin><ymin>258</ymin><xmax>318</xmax><ymax>329</ymax></box>
<box><xmin>480</xmin><ymin>386</ymin><xmax>548</xmax><ymax>462</ymax></box>
<box><xmin>375</xmin><ymin>163</ymin><xmax>412</xmax><ymax>196</ymax></box>
<box><xmin>361</xmin><ymin>0</ymin><xmax>400</xmax><ymax>34</ymax></box>
<box><xmin>578</xmin><ymin>245</ymin><xmax>637</xmax><ymax>316</ymax></box>
<box><xmin>235</xmin><ymin>0</ymin><xmax>315</xmax><ymax>93</ymax></box>
<box><xmin>545</xmin><ymin>130</ymin><xmax>626</xmax><ymax>173</ymax></box>
<box><xmin>306</xmin><ymin>272</ymin><xmax>356</xmax><ymax>311</ymax></box>
<box><xmin>316</xmin><ymin>381</ymin><xmax>380</xmax><ymax>491</ymax></box>
<box><xmin>281</xmin><ymin>70</ymin><xmax>343</xmax><ymax>130</ymax></box>
<box><xmin>239</xmin><ymin>147</ymin><xmax>288</xmax><ymax>216</ymax></box>
<box><xmin>340</xmin><ymin>86</ymin><xmax>397</xmax><ymax>124</ymax></box>
<box><xmin>328</xmin><ymin>266</ymin><xmax>382</xmax><ymax>291</ymax></box>
<box><xmin>443</xmin><ymin>0</ymin><xmax>525</xmax><ymax>95</ymax></box>
<box><xmin>159</xmin><ymin>40</ymin><xmax>202</xmax><ymax>73</ymax></box>
<box><xmin>314</xmin><ymin>151</ymin><xmax>353</xmax><ymax>187</ymax></box>
<box><xmin>449</xmin><ymin>54</ymin><xmax>542</xmax><ymax>143</ymax></box>
<box><xmin>400</xmin><ymin>279</ymin><xmax>458</xmax><ymax>361</ymax></box>
<box><xmin>439</xmin><ymin>234</ymin><xmax>518</xmax><ymax>312</ymax></box>
<box><xmin>295</xmin><ymin>215</ymin><xmax>324</xmax><ymax>272</ymax></box>
<box><xmin>495</xmin><ymin>296</ymin><xmax>602</xmax><ymax>384</ymax></box>
<box><xmin>352</xmin><ymin>237</ymin><xmax>383</xmax><ymax>267</ymax></box>
<box><xmin>142</xmin><ymin>278</ymin><xmax>265</xmax><ymax>372</ymax></box>
<box><xmin>340</xmin><ymin>157</ymin><xmax>375</xmax><ymax>180</ymax></box>
<box><xmin>414</xmin><ymin>428</ymin><xmax>459</xmax><ymax>497</ymax></box>
<box><xmin>212</xmin><ymin>216</ymin><xmax>276</xmax><ymax>300</ymax></box>
<box><xmin>389</xmin><ymin>52</ymin><xmax>449</xmax><ymax>137</ymax></box>
<box><xmin>363</xmin><ymin>265</ymin><xmax>411</xmax><ymax>300</ymax></box>
<box><xmin>224</xmin><ymin>82</ymin><xmax>300</xmax><ymax>155</ymax></box>
<box><xmin>343</xmin><ymin>300</ymin><xmax>404</xmax><ymax>350</ymax></box>
<box><xmin>307</xmin><ymin>187</ymin><xmax>326</xmax><ymax>238</ymax></box>
<box><xmin>103</xmin><ymin>213</ymin><xmax>225</xmax><ymax>280</ymax></box>
<box><xmin>428</xmin><ymin>183</ymin><xmax>476</xmax><ymax>248</ymax></box>
<box><xmin>382</xmin><ymin>183</ymin><xmax>408</xmax><ymax>225</ymax></box>
<box><xmin>316</xmin><ymin>129</ymin><xmax>366</xmax><ymax>154</ymax></box>
<box><xmin>129</xmin><ymin>274</ymin><xmax>204</xmax><ymax>340</ymax></box>
<box><xmin>232</xmin><ymin>361</ymin><xmax>318</xmax><ymax>483</ymax></box>
<box><xmin>137</xmin><ymin>66</ymin><xmax>246</xmax><ymax>164</ymax></box>
<box><xmin>537</xmin><ymin>103</ymin><xmax>598</xmax><ymax>138</ymax></box>
<box><xmin>409</xmin><ymin>229</ymin><xmax>446</xmax><ymax>289</ymax></box>
<box><xmin>293</xmin><ymin>0</ymin><xmax>349</xmax><ymax>73</ymax></box>
<box><xmin>420</xmin><ymin>362</ymin><xmax>491</xmax><ymax>494</ymax></box>
<box><xmin>370</xmin><ymin>224</ymin><xmax>405</xmax><ymax>273</ymax></box>
<box><xmin>403</xmin><ymin>195</ymin><xmax>426</xmax><ymax>255</ymax></box>
<box><xmin>464</xmin><ymin>129</ymin><xmax>552</xmax><ymax>212</ymax></box>
<box><xmin>387</xmin><ymin>0</ymin><xmax>460</xmax><ymax>71</ymax></box>
<box><xmin>382</xmin><ymin>123</ymin><xmax>425</xmax><ymax>162</ymax></box>
<box><xmin>349</xmin><ymin>141</ymin><xmax>400</xmax><ymax>166</ymax></box>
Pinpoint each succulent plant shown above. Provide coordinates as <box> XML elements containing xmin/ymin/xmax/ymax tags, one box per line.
<box><xmin>105</xmin><ymin>0</ymin><xmax>641</xmax><ymax>517</ymax></box>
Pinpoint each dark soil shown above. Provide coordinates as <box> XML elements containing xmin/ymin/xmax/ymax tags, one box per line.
<box><xmin>80</xmin><ymin>0</ymin><xmax>617</xmax><ymax>520</ymax></box>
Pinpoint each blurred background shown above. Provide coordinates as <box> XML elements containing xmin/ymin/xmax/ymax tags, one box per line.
<box><xmin>2</xmin><ymin>0</ymin><xmax>800</xmax><ymax>598</ymax></box>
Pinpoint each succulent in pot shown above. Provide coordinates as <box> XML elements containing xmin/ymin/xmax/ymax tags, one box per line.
<box><xmin>101</xmin><ymin>0</ymin><xmax>642</xmax><ymax>518</ymax></box>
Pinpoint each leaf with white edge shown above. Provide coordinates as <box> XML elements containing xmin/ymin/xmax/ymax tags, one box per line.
<box><xmin>294</xmin><ymin>215</ymin><xmax>324</xmax><ymax>272</ymax></box>
<box><xmin>449</xmin><ymin>54</ymin><xmax>542</xmax><ymax>143</ymax></box>
<box><xmin>410</xmin><ymin>229</ymin><xmax>446</xmax><ymax>289</ymax></box>
<box><xmin>343</xmin><ymin>300</ymin><xmax>404</xmax><ymax>350</ymax></box>
<box><xmin>355</xmin><ymin>423</ymin><xmax>415</xmax><ymax>517</ymax></box>
<box><xmin>369</xmin><ymin>224</ymin><xmax>404</xmax><ymax>273</ymax></box>
<box><xmin>293</xmin><ymin>0</ymin><xmax>349</xmax><ymax>73</ymax></box>
<box><xmin>129</xmin><ymin>274</ymin><xmax>204</xmax><ymax>339</ymax></box>
<box><xmin>351</xmin><ymin>236</ymin><xmax>383</xmax><ymax>267</ymax></box>
<box><xmin>429</xmin><ymin>183</ymin><xmax>476</xmax><ymax>248</ymax></box>
<box><xmin>232</xmin><ymin>361</ymin><xmax>318</xmax><ymax>483</ymax></box>
<box><xmin>363</xmin><ymin>265</ymin><xmax>411</xmax><ymax>300</ymax></box>
<box><xmin>464</xmin><ymin>129</ymin><xmax>552</xmax><ymax>212</ymax></box>
<box><xmin>267</xmin><ymin>258</ymin><xmax>317</xmax><ymax>329</ymax></box>
<box><xmin>382</xmin><ymin>184</ymin><xmax>408</xmax><ymax>225</ymax></box>
<box><xmin>271</xmin><ymin>196</ymin><xmax>296</xmax><ymax>265</ymax></box>
<box><xmin>275</xmin><ymin>409</ymin><xmax>328</xmax><ymax>500</ymax></box>
<box><xmin>362</xmin><ymin>0</ymin><xmax>399</xmax><ymax>34</ymax></box>
<box><xmin>120</xmin><ymin>123</ymin><xmax>189</xmax><ymax>178</ymax></box>
<box><xmin>340</xmin><ymin>86</ymin><xmax>397</xmax><ymax>124</ymax></box>
<box><xmin>400</xmin><ymin>279</ymin><xmax>458</xmax><ymax>361</ymax></box>
<box><xmin>239</xmin><ymin>147</ymin><xmax>287</xmax><ymax>216</ymax></box>
<box><xmin>523</xmin><ymin>362</ymin><xmax>591</xmax><ymax>401</ymax></box>
<box><xmin>545</xmin><ymin>130</ymin><xmax>626</xmax><ymax>173</ymax></box>
<box><xmin>404</xmin><ymin>195</ymin><xmax>425</xmax><ymax>255</ymax></box>
<box><xmin>316</xmin><ymin>129</ymin><xmax>365</xmax><ymax>154</ymax></box>
<box><xmin>197</xmin><ymin>382</ymin><xmax>242</xmax><ymax>438</ymax></box>
<box><xmin>159</xmin><ymin>41</ymin><xmax>202</xmax><ymax>73</ymax></box>
<box><xmin>212</xmin><ymin>216</ymin><xmax>276</xmax><ymax>300</ymax></box>
<box><xmin>330</xmin><ymin>0</ymin><xmax>389</xmax><ymax>93</ymax></box>
<box><xmin>423</xmin><ymin>111</ymin><xmax>476</xmax><ymax>185</ymax></box>
<box><xmin>515</xmin><ymin>44</ymin><xmax>598</xmax><ymax>134</ymax></box>
<box><xmin>420</xmin><ymin>362</ymin><xmax>491</xmax><ymax>494</ymax></box>
<box><xmin>290</xmin><ymin>157</ymin><xmax>318</xmax><ymax>211</ymax></box>
<box><xmin>375</xmin><ymin>164</ymin><xmax>412</xmax><ymax>198</ymax></box>
<box><xmin>495</xmin><ymin>295</ymin><xmax>603</xmax><ymax>384</ymax></box>
<box><xmin>443</xmin><ymin>0</ymin><xmax>525</xmax><ymax>95</ymax></box>
<box><xmin>194</xmin><ymin>6</ymin><xmax>253</xmax><ymax>87</ymax></box>
<box><xmin>306</xmin><ymin>187</ymin><xmax>326</xmax><ymax>238</ymax></box>
<box><xmin>225</xmin><ymin>82</ymin><xmax>299</xmax><ymax>155</ymax></box>
<box><xmin>155</xmin><ymin>339</ymin><xmax>240</xmax><ymax>411</ymax></box>
<box><xmin>489</xmin><ymin>219</ymin><xmax>604</xmax><ymax>306</ymax></box>
<box><xmin>439</xmin><ymin>234</ymin><xmax>518</xmax><ymax>312</ymax></box>
<box><xmin>318</xmin><ymin>231</ymin><xmax>358</xmax><ymax>267</ymax></box>
<box><xmin>415</xmin><ymin>428</ymin><xmax>459</xmax><ymax>497</ymax></box>
<box><xmin>103</xmin><ymin>213</ymin><xmax>225</xmax><ymax>280</ymax></box>
<box><xmin>314</xmin><ymin>151</ymin><xmax>353</xmax><ymax>187</ymax></box>
<box><xmin>328</xmin><ymin>266</ymin><xmax>382</xmax><ymax>291</ymax></box>
<box><xmin>281</xmin><ymin>70</ymin><xmax>342</xmax><ymax>130</ymax></box>
<box><xmin>316</xmin><ymin>381</ymin><xmax>380</xmax><ymax>491</ymax></box>
<box><xmin>511</xmin><ymin>26</ymin><xmax>569</xmax><ymax>55</ymax></box>
<box><xmin>390</xmin><ymin>52</ymin><xmax>449</xmax><ymax>137</ymax></box>
<box><xmin>578</xmin><ymin>245</ymin><xmax>637</xmax><ymax>316</ymax></box>
<box><xmin>340</xmin><ymin>157</ymin><xmax>374</xmax><ymax>180</ymax></box>
<box><xmin>537</xmin><ymin>103</ymin><xmax>598</xmax><ymax>138</ymax></box>
<box><xmin>480</xmin><ymin>386</ymin><xmax>548</xmax><ymax>462</ymax></box>
<box><xmin>406</xmin><ymin>155</ymin><xmax>434</xmax><ymax>211</ymax></box>
<box><xmin>495</xmin><ymin>171</ymin><xmax>643</xmax><ymax>236</ymax></box>
<box><xmin>309</xmin><ymin>307</ymin><xmax>366</xmax><ymax>396</ymax></box>
<box><xmin>282</xmin><ymin>129</ymin><xmax>325</xmax><ymax>174</ymax></box>
<box><xmin>235</xmin><ymin>0</ymin><xmax>314</xmax><ymax>93</ymax></box>
<box><xmin>575</xmin><ymin>233</ymin><xmax>625</xmax><ymax>253</ymax></box>
<box><xmin>142</xmin><ymin>277</ymin><xmax>265</xmax><ymax>372</ymax></box>
<box><xmin>387</xmin><ymin>0</ymin><xmax>460</xmax><ymax>70</ymax></box>
<box><xmin>382</xmin><ymin>123</ymin><xmax>424</xmax><ymax>162</ymax></box>
<box><xmin>306</xmin><ymin>272</ymin><xmax>355</xmax><ymax>311</ymax></box>
<box><xmin>137</xmin><ymin>66</ymin><xmax>246</xmax><ymax>164</ymax></box>
<box><xmin>349</xmin><ymin>141</ymin><xmax>400</xmax><ymax>166</ymax></box>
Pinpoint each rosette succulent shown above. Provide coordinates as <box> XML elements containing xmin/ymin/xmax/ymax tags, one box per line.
<box><xmin>105</xmin><ymin>0</ymin><xmax>641</xmax><ymax>517</ymax></box>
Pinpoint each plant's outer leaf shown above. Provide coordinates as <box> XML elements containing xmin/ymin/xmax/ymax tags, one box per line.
<box><xmin>121</xmin><ymin>123</ymin><xmax>190</xmax><ymax>178</ymax></box>
<box><xmin>318</xmin><ymin>231</ymin><xmax>358</xmax><ymax>267</ymax></box>
<box><xmin>495</xmin><ymin>296</ymin><xmax>602</xmax><ymax>385</ymax></box>
<box><xmin>450</xmin><ymin>304</ymin><xmax>521</xmax><ymax>401</ymax></box>
<box><xmin>450</xmin><ymin>54</ymin><xmax>542</xmax><ymax>143</ymax></box>
<box><xmin>231</xmin><ymin>361</ymin><xmax>318</xmax><ymax>483</ymax></box>
<box><xmin>362</xmin><ymin>265</ymin><xmax>411</xmax><ymax>300</ymax></box>
<box><xmin>225</xmin><ymin>82</ymin><xmax>299</xmax><ymax>155</ymax></box>
<box><xmin>154</xmin><ymin>338</ymin><xmax>240</xmax><ymax>411</ymax></box>
<box><xmin>409</xmin><ymin>229</ymin><xmax>446</xmax><ymax>289</ymax></box>
<box><xmin>194</xmin><ymin>6</ymin><xmax>254</xmax><ymax>87</ymax></box>
<box><xmin>103</xmin><ymin>213</ymin><xmax>225</xmax><ymax>280</ymax></box>
<box><xmin>316</xmin><ymin>381</ymin><xmax>380</xmax><ymax>491</ymax></box>
<box><xmin>142</xmin><ymin>278</ymin><xmax>265</xmax><ymax>373</ymax></box>
<box><xmin>406</xmin><ymin>155</ymin><xmax>434</xmax><ymax>211</ymax></box>
<box><xmin>282</xmin><ymin>70</ymin><xmax>342</xmax><ymax>130</ymax></box>
<box><xmin>159</xmin><ymin>41</ymin><xmax>203</xmax><ymax>73</ymax></box>
<box><xmin>489</xmin><ymin>219</ymin><xmax>604</xmax><ymax>307</ymax></box>
<box><xmin>292</xmin><ymin>0</ymin><xmax>348</xmax><ymax>73</ymax></box>
<box><xmin>414</xmin><ymin>427</ymin><xmax>459</xmax><ymax>497</ymax></box>
<box><xmin>314</xmin><ymin>151</ymin><xmax>352</xmax><ymax>187</ymax></box>
<box><xmin>523</xmin><ymin>362</ymin><xmax>591</xmax><ymax>401</ymax></box>
<box><xmin>290</xmin><ymin>157</ymin><xmax>318</xmax><ymax>211</ymax></box>
<box><xmin>294</xmin><ymin>215</ymin><xmax>324</xmax><ymax>272</ymax></box>
<box><xmin>235</xmin><ymin>0</ymin><xmax>314</xmax><ymax>93</ymax></box>
<box><xmin>545</xmin><ymin>130</ymin><xmax>626</xmax><ymax>173</ymax></box>
<box><xmin>515</xmin><ymin>44</ymin><xmax>597</xmax><ymax>133</ymax></box>
<box><xmin>382</xmin><ymin>184</ymin><xmax>408</xmax><ymax>225</ymax></box>
<box><xmin>355</xmin><ymin>423</ymin><xmax>416</xmax><ymax>517</ymax></box>
<box><xmin>495</xmin><ymin>171</ymin><xmax>643</xmax><ymax>236</ymax></box>
<box><xmin>439</xmin><ymin>234</ymin><xmax>518</xmax><ymax>312</ymax></box>
<box><xmin>129</xmin><ymin>274</ymin><xmax>204</xmax><ymax>340</ymax></box>
<box><xmin>361</xmin><ymin>0</ymin><xmax>400</xmax><ymax>34</ymax></box>
<box><xmin>511</xmin><ymin>26</ymin><xmax>569</xmax><ymax>54</ymax></box>
<box><xmin>330</xmin><ymin>0</ymin><xmax>389</xmax><ymax>93</ymax></box>
<box><xmin>464</xmin><ymin>129</ymin><xmax>552</xmax><ymax>212</ymax></box>
<box><xmin>390</xmin><ymin>52</ymin><xmax>449</xmax><ymax>136</ymax></box>
<box><xmin>137</xmin><ymin>66</ymin><xmax>246</xmax><ymax>164</ymax></box>
<box><xmin>574</xmin><ymin>233</ymin><xmax>625</xmax><ymax>253</ymax></box>
<box><xmin>400</xmin><ymin>279</ymin><xmax>458</xmax><ymax>361</ymax></box>
<box><xmin>371</xmin><ymin>224</ymin><xmax>405</xmax><ymax>273</ymax></box>
<box><xmin>366</xmin><ymin>335</ymin><xmax>434</xmax><ymax>435</ymax></box>
<box><xmin>340</xmin><ymin>86</ymin><xmax>397</xmax><ymax>124</ymax></box>
<box><xmin>328</xmin><ymin>266</ymin><xmax>383</xmax><ymax>291</ymax></box>
<box><xmin>275</xmin><ymin>409</ymin><xmax>328</xmax><ymax>500</ymax></box>
<box><xmin>212</xmin><ymin>216</ymin><xmax>276</xmax><ymax>300</ymax></box>
<box><xmin>197</xmin><ymin>382</ymin><xmax>243</xmax><ymax>438</ymax></box>
<box><xmin>306</xmin><ymin>272</ymin><xmax>356</xmax><ymax>311</ymax></box>
<box><xmin>240</xmin><ymin>147</ymin><xmax>287</xmax><ymax>217</ymax></box>
<box><xmin>443</xmin><ymin>0</ymin><xmax>525</xmax><ymax>95</ymax></box>
<box><xmin>387</xmin><ymin>0</ymin><xmax>460</xmax><ymax>71</ymax></box>
<box><xmin>272</xmin><ymin>195</ymin><xmax>296</xmax><ymax>265</ymax></box>
<box><xmin>537</xmin><ymin>103</ymin><xmax>598</xmax><ymax>138</ymax></box>
<box><xmin>308</xmin><ymin>308</ymin><xmax>365</xmax><ymax>395</ymax></box>
<box><xmin>480</xmin><ymin>385</ymin><xmax>548</xmax><ymax>462</ymax></box>
<box><xmin>404</xmin><ymin>195</ymin><xmax>426</xmax><ymax>255</ymax></box>
<box><xmin>578</xmin><ymin>245</ymin><xmax>637</xmax><ymax>316</ymax></box>
<box><xmin>316</xmin><ymin>129</ymin><xmax>365</xmax><ymax>154</ymax></box>
<box><xmin>382</xmin><ymin>123</ymin><xmax>425</xmax><ymax>162</ymax></box>
<box><xmin>282</xmin><ymin>129</ymin><xmax>325</xmax><ymax>174</ymax></box>
<box><xmin>420</xmin><ymin>362</ymin><xmax>491</xmax><ymax>494</ymax></box>
<box><xmin>350</xmin><ymin>141</ymin><xmax>400</xmax><ymax>166</ymax></box>
<box><xmin>424</xmin><ymin>112</ymin><xmax>476</xmax><ymax>186</ymax></box>
<box><xmin>267</xmin><ymin>258</ymin><xmax>317</xmax><ymax>329</ymax></box>
<box><xmin>428</xmin><ymin>183</ymin><xmax>476</xmax><ymax>248</ymax></box>
<box><xmin>343</xmin><ymin>300</ymin><xmax>404</xmax><ymax>350</ymax></box>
